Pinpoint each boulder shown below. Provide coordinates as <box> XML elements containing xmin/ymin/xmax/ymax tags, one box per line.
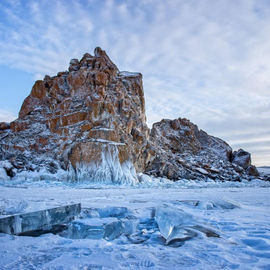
<box><xmin>232</xmin><ymin>149</ymin><xmax>251</xmax><ymax>169</ymax></box>
<box><xmin>246</xmin><ymin>165</ymin><xmax>259</xmax><ymax>177</ymax></box>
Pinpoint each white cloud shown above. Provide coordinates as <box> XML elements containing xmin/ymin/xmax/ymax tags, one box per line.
<box><xmin>0</xmin><ymin>109</ymin><xmax>16</xmax><ymax>122</ymax></box>
<box><xmin>0</xmin><ymin>0</ymin><xmax>269</xmax><ymax>165</ymax></box>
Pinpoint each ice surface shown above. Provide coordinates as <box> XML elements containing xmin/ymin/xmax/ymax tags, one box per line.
<box><xmin>0</xmin><ymin>182</ymin><xmax>270</xmax><ymax>269</ymax></box>
<box><xmin>0</xmin><ymin>199</ymin><xmax>28</xmax><ymax>217</ymax></box>
<box><xmin>197</xmin><ymin>199</ymin><xmax>239</xmax><ymax>210</ymax></box>
<box><xmin>177</xmin><ymin>199</ymin><xmax>239</xmax><ymax>210</ymax></box>
<box><xmin>258</xmin><ymin>166</ymin><xmax>270</xmax><ymax>177</ymax></box>
<box><xmin>97</xmin><ymin>206</ymin><xmax>131</xmax><ymax>218</ymax></box>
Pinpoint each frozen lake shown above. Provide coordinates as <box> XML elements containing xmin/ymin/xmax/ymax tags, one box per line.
<box><xmin>0</xmin><ymin>179</ymin><xmax>270</xmax><ymax>269</ymax></box>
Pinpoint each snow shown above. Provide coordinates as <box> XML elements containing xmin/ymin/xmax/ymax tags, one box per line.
<box><xmin>0</xmin><ymin>199</ymin><xmax>28</xmax><ymax>217</ymax></box>
<box><xmin>195</xmin><ymin>167</ymin><xmax>209</xmax><ymax>175</ymax></box>
<box><xmin>0</xmin><ymin>167</ymin><xmax>9</xmax><ymax>181</ymax></box>
<box><xmin>92</xmin><ymin>127</ymin><xmax>114</xmax><ymax>131</ymax></box>
<box><xmin>258</xmin><ymin>167</ymin><xmax>270</xmax><ymax>176</ymax></box>
<box><xmin>0</xmin><ymin>178</ymin><xmax>270</xmax><ymax>269</ymax></box>
<box><xmin>89</xmin><ymin>138</ymin><xmax>126</xmax><ymax>145</ymax></box>
<box><xmin>0</xmin><ymin>160</ymin><xmax>13</xmax><ymax>170</ymax></box>
<box><xmin>118</xmin><ymin>71</ymin><xmax>141</xmax><ymax>77</ymax></box>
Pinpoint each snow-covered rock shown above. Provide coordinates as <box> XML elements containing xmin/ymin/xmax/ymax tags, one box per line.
<box><xmin>0</xmin><ymin>47</ymin><xmax>149</xmax><ymax>184</ymax></box>
<box><xmin>0</xmin><ymin>167</ymin><xmax>9</xmax><ymax>181</ymax></box>
<box><xmin>232</xmin><ymin>149</ymin><xmax>251</xmax><ymax>169</ymax></box>
<box><xmin>144</xmin><ymin>118</ymin><xmax>257</xmax><ymax>180</ymax></box>
<box><xmin>0</xmin><ymin>48</ymin><xmax>258</xmax><ymax>182</ymax></box>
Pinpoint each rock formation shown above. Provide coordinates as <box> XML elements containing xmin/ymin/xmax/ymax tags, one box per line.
<box><xmin>144</xmin><ymin>118</ymin><xmax>237</xmax><ymax>181</ymax></box>
<box><xmin>0</xmin><ymin>47</ymin><xmax>259</xmax><ymax>183</ymax></box>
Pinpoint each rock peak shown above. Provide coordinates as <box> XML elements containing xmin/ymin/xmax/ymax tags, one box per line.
<box><xmin>94</xmin><ymin>46</ymin><xmax>104</xmax><ymax>57</ymax></box>
<box><xmin>0</xmin><ymin>47</ymin><xmax>148</xmax><ymax>183</ymax></box>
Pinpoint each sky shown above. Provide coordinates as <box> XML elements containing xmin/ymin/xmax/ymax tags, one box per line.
<box><xmin>0</xmin><ymin>0</ymin><xmax>269</xmax><ymax>166</ymax></box>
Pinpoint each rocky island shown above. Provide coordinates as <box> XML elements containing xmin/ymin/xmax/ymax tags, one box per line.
<box><xmin>0</xmin><ymin>47</ymin><xmax>260</xmax><ymax>183</ymax></box>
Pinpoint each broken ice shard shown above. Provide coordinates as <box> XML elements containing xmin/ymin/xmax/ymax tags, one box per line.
<box><xmin>67</xmin><ymin>217</ymin><xmax>133</xmax><ymax>240</ymax></box>
<box><xmin>155</xmin><ymin>206</ymin><xmax>196</xmax><ymax>245</ymax></box>
<box><xmin>103</xmin><ymin>220</ymin><xmax>124</xmax><ymax>240</ymax></box>
<box><xmin>166</xmin><ymin>227</ymin><xmax>198</xmax><ymax>246</ymax></box>
<box><xmin>104</xmin><ymin>219</ymin><xmax>133</xmax><ymax>240</ymax></box>
<box><xmin>155</xmin><ymin>206</ymin><xmax>194</xmax><ymax>238</ymax></box>
<box><xmin>0</xmin><ymin>203</ymin><xmax>81</xmax><ymax>235</ymax></box>
<box><xmin>155</xmin><ymin>205</ymin><xmax>220</xmax><ymax>245</ymax></box>
<box><xmin>67</xmin><ymin>218</ymin><xmax>112</xmax><ymax>239</ymax></box>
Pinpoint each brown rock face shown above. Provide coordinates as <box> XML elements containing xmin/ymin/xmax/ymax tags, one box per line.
<box><xmin>144</xmin><ymin>118</ymin><xmax>251</xmax><ymax>181</ymax></box>
<box><xmin>0</xmin><ymin>47</ymin><xmax>258</xmax><ymax>182</ymax></box>
<box><xmin>246</xmin><ymin>165</ymin><xmax>259</xmax><ymax>177</ymax></box>
<box><xmin>0</xmin><ymin>122</ymin><xmax>10</xmax><ymax>131</ymax></box>
<box><xmin>0</xmin><ymin>47</ymin><xmax>149</xmax><ymax>183</ymax></box>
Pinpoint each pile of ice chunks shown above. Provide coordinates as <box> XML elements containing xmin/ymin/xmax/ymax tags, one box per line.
<box><xmin>127</xmin><ymin>216</ymin><xmax>159</xmax><ymax>244</ymax></box>
<box><xmin>62</xmin><ymin>207</ymin><xmax>135</xmax><ymax>241</ymax></box>
<box><xmin>60</xmin><ymin>204</ymin><xmax>222</xmax><ymax>247</ymax></box>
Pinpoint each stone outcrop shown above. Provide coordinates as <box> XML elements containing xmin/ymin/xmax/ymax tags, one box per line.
<box><xmin>0</xmin><ymin>47</ymin><xmax>148</xmax><ymax>183</ymax></box>
<box><xmin>0</xmin><ymin>47</ymin><xmax>259</xmax><ymax>182</ymax></box>
<box><xmin>246</xmin><ymin>165</ymin><xmax>259</xmax><ymax>177</ymax></box>
<box><xmin>144</xmin><ymin>118</ymin><xmax>247</xmax><ymax>181</ymax></box>
<box><xmin>232</xmin><ymin>149</ymin><xmax>251</xmax><ymax>170</ymax></box>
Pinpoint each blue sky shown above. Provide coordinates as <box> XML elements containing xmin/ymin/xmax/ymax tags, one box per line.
<box><xmin>0</xmin><ymin>0</ymin><xmax>270</xmax><ymax>166</ymax></box>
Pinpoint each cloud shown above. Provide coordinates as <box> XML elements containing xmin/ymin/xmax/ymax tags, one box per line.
<box><xmin>0</xmin><ymin>0</ymin><xmax>269</xmax><ymax>165</ymax></box>
<box><xmin>0</xmin><ymin>109</ymin><xmax>16</xmax><ymax>122</ymax></box>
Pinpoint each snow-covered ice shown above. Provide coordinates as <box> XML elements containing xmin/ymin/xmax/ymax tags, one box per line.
<box><xmin>0</xmin><ymin>178</ymin><xmax>270</xmax><ymax>269</ymax></box>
